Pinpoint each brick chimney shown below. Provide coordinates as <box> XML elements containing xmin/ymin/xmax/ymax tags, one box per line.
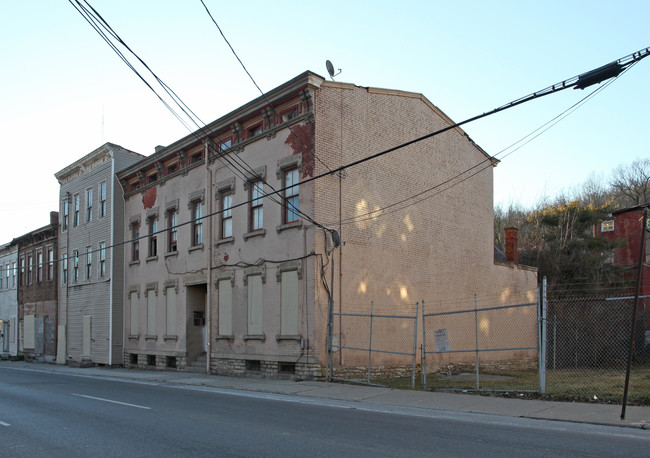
<box><xmin>50</xmin><ymin>211</ymin><xmax>59</xmax><ymax>226</ymax></box>
<box><xmin>505</xmin><ymin>227</ymin><xmax>519</xmax><ymax>265</ymax></box>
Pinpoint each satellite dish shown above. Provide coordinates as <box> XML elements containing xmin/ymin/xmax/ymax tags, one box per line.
<box><xmin>325</xmin><ymin>60</ymin><xmax>341</xmax><ymax>79</ymax></box>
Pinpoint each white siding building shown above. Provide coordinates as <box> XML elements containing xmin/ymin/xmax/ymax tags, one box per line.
<box><xmin>0</xmin><ymin>243</ymin><xmax>18</xmax><ymax>357</ymax></box>
<box><xmin>55</xmin><ymin>143</ymin><xmax>144</xmax><ymax>366</ymax></box>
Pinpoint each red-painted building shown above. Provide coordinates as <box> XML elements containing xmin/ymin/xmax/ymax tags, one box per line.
<box><xmin>595</xmin><ymin>204</ymin><xmax>650</xmax><ymax>336</ymax></box>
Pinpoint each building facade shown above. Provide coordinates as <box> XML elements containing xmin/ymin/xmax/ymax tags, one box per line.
<box><xmin>14</xmin><ymin>213</ymin><xmax>58</xmax><ymax>362</ymax></box>
<box><xmin>117</xmin><ymin>71</ymin><xmax>537</xmax><ymax>377</ymax></box>
<box><xmin>55</xmin><ymin>143</ymin><xmax>145</xmax><ymax>366</ymax></box>
<box><xmin>0</xmin><ymin>242</ymin><xmax>18</xmax><ymax>358</ymax></box>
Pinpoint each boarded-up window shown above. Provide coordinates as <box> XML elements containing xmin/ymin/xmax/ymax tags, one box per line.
<box><xmin>82</xmin><ymin>315</ymin><xmax>91</xmax><ymax>358</ymax></box>
<box><xmin>218</xmin><ymin>279</ymin><xmax>232</xmax><ymax>336</ymax></box>
<box><xmin>147</xmin><ymin>291</ymin><xmax>156</xmax><ymax>336</ymax></box>
<box><xmin>130</xmin><ymin>291</ymin><xmax>139</xmax><ymax>335</ymax></box>
<box><xmin>281</xmin><ymin>270</ymin><xmax>299</xmax><ymax>335</ymax></box>
<box><xmin>248</xmin><ymin>275</ymin><xmax>263</xmax><ymax>335</ymax></box>
<box><xmin>24</xmin><ymin>314</ymin><xmax>35</xmax><ymax>349</ymax></box>
<box><xmin>166</xmin><ymin>287</ymin><xmax>176</xmax><ymax>336</ymax></box>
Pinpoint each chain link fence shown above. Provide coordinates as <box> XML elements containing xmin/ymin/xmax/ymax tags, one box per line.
<box><xmin>330</xmin><ymin>301</ymin><xmax>418</xmax><ymax>387</ymax></box>
<box><xmin>543</xmin><ymin>293</ymin><xmax>649</xmax><ymax>403</ymax></box>
<box><xmin>421</xmin><ymin>296</ymin><xmax>539</xmax><ymax>392</ymax></box>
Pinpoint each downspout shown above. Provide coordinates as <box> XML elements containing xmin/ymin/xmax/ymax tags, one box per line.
<box><xmin>205</xmin><ymin>140</ymin><xmax>213</xmax><ymax>374</ymax></box>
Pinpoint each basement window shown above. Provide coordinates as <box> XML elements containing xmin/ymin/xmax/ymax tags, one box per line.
<box><xmin>147</xmin><ymin>355</ymin><xmax>156</xmax><ymax>366</ymax></box>
<box><xmin>166</xmin><ymin>356</ymin><xmax>177</xmax><ymax>369</ymax></box>
<box><xmin>246</xmin><ymin>360</ymin><xmax>261</xmax><ymax>372</ymax></box>
<box><xmin>279</xmin><ymin>362</ymin><xmax>295</xmax><ymax>374</ymax></box>
<box><xmin>130</xmin><ymin>354</ymin><xmax>138</xmax><ymax>365</ymax></box>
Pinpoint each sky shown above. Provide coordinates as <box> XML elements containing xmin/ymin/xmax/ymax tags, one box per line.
<box><xmin>1</xmin><ymin>0</ymin><xmax>648</xmax><ymax>244</ymax></box>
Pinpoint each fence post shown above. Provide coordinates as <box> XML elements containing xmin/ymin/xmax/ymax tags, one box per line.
<box><xmin>538</xmin><ymin>278</ymin><xmax>547</xmax><ymax>394</ymax></box>
<box><xmin>421</xmin><ymin>300</ymin><xmax>427</xmax><ymax>389</ymax></box>
<box><xmin>412</xmin><ymin>301</ymin><xmax>419</xmax><ymax>389</ymax></box>
<box><xmin>474</xmin><ymin>294</ymin><xmax>479</xmax><ymax>391</ymax></box>
<box><xmin>368</xmin><ymin>301</ymin><xmax>373</xmax><ymax>385</ymax></box>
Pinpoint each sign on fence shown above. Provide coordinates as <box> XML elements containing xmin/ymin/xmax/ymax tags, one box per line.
<box><xmin>434</xmin><ymin>328</ymin><xmax>450</xmax><ymax>352</ymax></box>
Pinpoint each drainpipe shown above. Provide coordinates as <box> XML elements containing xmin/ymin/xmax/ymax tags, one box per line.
<box><xmin>205</xmin><ymin>140</ymin><xmax>213</xmax><ymax>374</ymax></box>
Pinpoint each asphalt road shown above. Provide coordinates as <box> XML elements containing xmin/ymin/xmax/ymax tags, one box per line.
<box><xmin>1</xmin><ymin>367</ymin><xmax>648</xmax><ymax>457</ymax></box>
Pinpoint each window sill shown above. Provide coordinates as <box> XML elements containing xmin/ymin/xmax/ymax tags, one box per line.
<box><xmin>275</xmin><ymin>334</ymin><xmax>301</xmax><ymax>342</ymax></box>
<box><xmin>188</xmin><ymin>244</ymin><xmax>204</xmax><ymax>253</ymax></box>
<box><xmin>215</xmin><ymin>334</ymin><xmax>234</xmax><ymax>341</ymax></box>
<box><xmin>243</xmin><ymin>229</ymin><xmax>266</xmax><ymax>240</ymax></box>
<box><xmin>215</xmin><ymin>237</ymin><xmax>234</xmax><ymax>247</ymax></box>
<box><xmin>146</xmin><ymin>256</ymin><xmax>158</xmax><ymax>263</ymax></box>
<box><xmin>145</xmin><ymin>335</ymin><xmax>157</xmax><ymax>341</ymax></box>
<box><xmin>165</xmin><ymin>251</ymin><xmax>178</xmax><ymax>259</ymax></box>
<box><xmin>163</xmin><ymin>335</ymin><xmax>178</xmax><ymax>341</ymax></box>
<box><xmin>127</xmin><ymin>334</ymin><xmax>140</xmax><ymax>341</ymax></box>
<box><xmin>129</xmin><ymin>260</ymin><xmax>140</xmax><ymax>266</ymax></box>
<box><xmin>243</xmin><ymin>334</ymin><xmax>266</xmax><ymax>342</ymax></box>
<box><xmin>276</xmin><ymin>221</ymin><xmax>303</xmax><ymax>233</ymax></box>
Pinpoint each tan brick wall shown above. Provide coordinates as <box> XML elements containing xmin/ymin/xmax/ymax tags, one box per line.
<box><xmin>312</xmin><ymin>83</ymin><xmax>538</xmax><ymax>368</ymax></box>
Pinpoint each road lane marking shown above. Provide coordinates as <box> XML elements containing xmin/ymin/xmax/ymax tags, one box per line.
<box><xmin>71</xmin><ymin>393</ymin><xmax>151</xmax><ymax>410</ymax></box>
<box><xmin>0</xmin><ymin>421</ymin><xmax>10</xmax><ymax>427</ymax></box>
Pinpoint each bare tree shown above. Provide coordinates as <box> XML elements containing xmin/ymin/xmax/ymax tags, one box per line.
<box><xmin>610</xmin><ymin>158</ymin><xmax>650</xmax><ymax>207</ymax></box>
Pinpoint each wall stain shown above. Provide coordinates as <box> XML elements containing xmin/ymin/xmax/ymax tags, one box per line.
<box><xmin>285</xmin><ymin>121</ymin><xmax>315</xmax><ymax>177</ymax></box>
<box><xmin>142</xmin><ymin>186</ymin><xmax>157</xmax><ymax>209</ymax></box>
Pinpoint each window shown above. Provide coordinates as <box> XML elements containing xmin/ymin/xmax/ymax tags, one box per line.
<box><xmin>129</xmin><ymin>291</ymin><xmax>139</xmax><ymax>336</ymax></box>
<box><xmin>192</xmin><ymin>200</ymin><xmax>203</xmax><ymax>246</ymax></box>
<box><xmin>248</xmin><ymin>124</ymin><xmax>262</xmax><ymax>138</ymax></box>
<box><xmin>19</xmin><ymin>257</ymin><xmax>25</xmax><ymax>286</ymax></box>
<box><xmin>0</xmin><ymin>267</ymin><xmax>3</xmax><ymax>290</ymax></box>
<box><xmin>86</xmin><ymin>247</ymin><xmax>92</xmax><ymax>279</ymax></box>
<box><xmin>73</xmin><ymin>194</ymin><xmax>80</xmax><ymax>227</ymax></box>
<box><xmin>280</xmin><ymin>270</ymin><xmax>299</xmax><ymax>335</ymax></box>
<box><xmin>220</xmin><ymin>193</ymin><xmax>232</xmax><ymax>239</ymax></box>
<box><xmin>61</xmin><ymin>254</ymin><xmax>67</xmax><ymax>284</ymax></box>
<box><xmin>5</xmin><ymin>265</ymin><xmax>8</xmax><ymax>289</ymax></box>
<box><xmin>283</xmin><ymin>167</ymin><xmax>299</xmax><ymax>223</ymax></box>
<box><xmin>220</xmin><ymin>139</ymin><xmax>232</xmax><ymax>152</ymax></box>
<box><xmin>167</xmin><ymin>163</ymin><xmax>177</xmax><ymax>174</ymax></box>
<box><xmin>62</xmin><ymin>199</ymin><xmax>69</xmax><ymax>231</ymax></box>
<box><xmin>37</xmin><ymin>251</ymin><xmax>43</xmax><ymax>283</ymax></box>
<box><xmin>250</xmin><ymin>180</ymin><xmax>263</xmax><ymax>232</ymax></box>
<box><xmin>27</xmin><ymin>254</ymin><xmax>33</xmax><ymax>285</ymax></box>
<box><xmin>190</xmin><ymin>151</ymin><xmax>203</xmax><ymax>164</ymax></box>
<box><xmin>100</xmin><ymin>182</ymin><xmax>107</xmax><ymax>218</ymax></box>
<box><xmin>86</xmin><ymin>188</ymin><xmax>93</xmax><ymax>222</ymax></box>
<box><xmin>217</xmin><ymin>279</ymin><xmax>233</xmax><ymax>336</ymax></box>
<box><xmin>99</xmin><ymin>243</ymin><xmax>106</xmax><ymax>277</ymax></box>
<box><xmin>47</xmin><ymin>248</ymin><xmax>54</xmax><ymax>281</ymax></box>
<box><xmin>167</xmin><ymin>210</ymin><xmax>177</xmax><ymax>253</ymax></box>
<box><xmin>248</xmin><ymin>275</ymin><xmax>263</xmax><ymax>335</ymax></box>
<box><xmin>132</xmin><ymin>222</ymin><xmax>140</xmax><ymax>262</ymax></box>
<box><xmin>148</xmin><ymin>216</ymin><xmax>158</xmax><ymax>258</ymax></box>
<box><xmin>601</xmin><ymin>220</ymin><xmax>614</xmax><ymax>232</ymax></box>
<box><xmin>73</xmin><ymin>251</ymin><xmax>79</xmax><ymax>282</ymax></box>
<box><xmin>165</xmin><ymin>286</ymin><xmax>176</xmax><ymax>336</ymax></box>
<box><xmin>148</xmin><ymin>174</ymin><xmax>157</xmax><ymax>184</ymax></box>
<box><xmin>147</xmin><ymin>289</ymin><xmax>156</xmax><ymax>336</ymax></box>
<box><xmin>12</xmin><ymin>262</ymin><xmax>16</xmax><ymax>287</ymax></box>
<box><xmin>282</xmin><ymin>108</ymin><xmax>298</xmax><ymax>122</ymax></box>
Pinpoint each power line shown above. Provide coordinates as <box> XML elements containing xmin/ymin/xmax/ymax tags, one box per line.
<box><xmin>71</xmin><ymin>0</ymin><xmax>330</xmax><ymax>233</ymax></box>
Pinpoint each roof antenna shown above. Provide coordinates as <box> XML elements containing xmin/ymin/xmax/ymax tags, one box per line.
<box><xmin>325</xmin><ymin>60</ymin><xmax>341</xmax><ymax>79</ymax></box>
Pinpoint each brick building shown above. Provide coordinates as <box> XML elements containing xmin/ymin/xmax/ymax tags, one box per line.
<box><xmin>14</xmin><ymin>212</ymin><xmax>58</xmax><ymax>362</ymax></box>
<box><xmin>116</xmin><ymin>71</ymin><xmax>537</xmax><ymax>377</ymax></box>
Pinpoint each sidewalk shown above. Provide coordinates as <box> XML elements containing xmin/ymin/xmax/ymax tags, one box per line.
<box><xmin>2</xmin><ymin>360</ymin><xmax>648</xmax><ymax>429</ymax></box>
